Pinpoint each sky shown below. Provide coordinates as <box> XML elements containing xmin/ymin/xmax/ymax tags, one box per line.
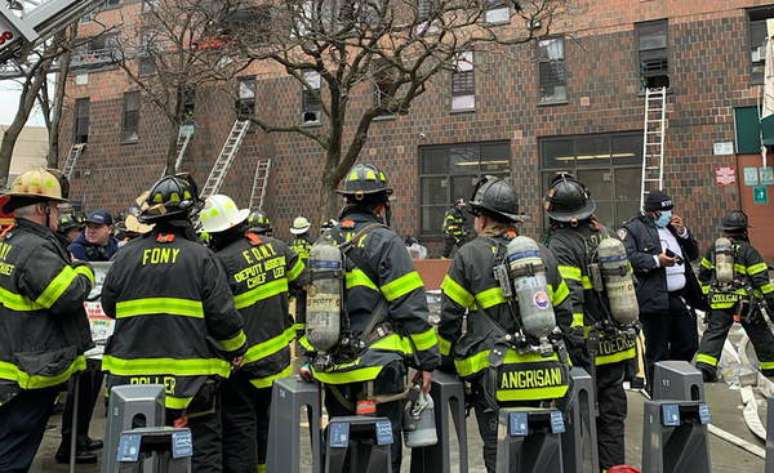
<box><xmin>0</xmin><ymin>80</ymin><xmax>47</xmax><ymax>127</ymax></box>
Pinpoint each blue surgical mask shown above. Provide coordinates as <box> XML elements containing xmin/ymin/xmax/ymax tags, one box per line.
<box><xmin>655</xmin><ymin>210</ymin><xmax>672</xmax><ymax>228</ymax></box>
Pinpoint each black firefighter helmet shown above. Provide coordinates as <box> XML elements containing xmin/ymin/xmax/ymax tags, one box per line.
<box><xmin>337</xmin><ymin>163</ymin><xmax>393</xmax><ymax>203</ymax></box>
<box><xmin>140</xmin><ymin>174</ymin><xmax>201</xmax><ymax>224</ymax></box>
<box><xmin>468</xmin><ymin>175</ymin><xmax>521</xmax><ymax>223</ymax></box>
<box><xmin>247</xmin><ymin>210</ymin><xmax>272</xmax><ymax>235</ymax></box>
<box><xmin>719</xmin><ymin>210</ymin><xmax>749</xmax><ymax>232</ymax></box>
<box><xmin>544</xmin><ymin>173</ymin><xmax>597</xmax><ymax>223</ymax></box>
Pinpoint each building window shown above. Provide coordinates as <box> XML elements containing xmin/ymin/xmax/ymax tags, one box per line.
<box><xmin>73</xmin><ymin>98</ymin><xmax>90</xmax><ymax>144</ymax></box>
<box><xmin>71</xmin><ymin>33</ymin><xmax>119</xmax><ymax>69</ymax></box>
<box><xmin>484</xmin><ymin>0</ymin><xmax>510</xmax><ymax>25</ymax></box>
<box><xmin>636</xmin><ymin>20</ymin><xmax>669</xmax><ymax>89</ymax></box>
<box><xmin>749</xmin><ymin>7</ymin><xmax>774</xmax><ymax>84</ymax></box>
<box><xmin>540</xmin><ymin>132</ymin><xmax>643</xmax><ymax>230</ymax></box>
<box><xmin>451</xmin><ymin>51</ymin><xmax>475</xmax><ymax>111</ymax></box>
<box><xmin>419</xmin><ymin>141</ymin><xmax>511</xmax><ymax>235</ymax></box>
<box><xmin>121</xmin><ymin>92</ymin><xmax>140</xmax><ymax>142</ymax></box>
<box><xmin>373</xmin><ymin>59</ymin><xmax>396</xmax><ymax>116</ymax></box>
<box><xmin>302</xmin><ymin>71</ymin><xmax>322</xmax><ymax>124</ymax></box>
<box><xmin>180</xmin><ymin>86</ymin><xmax>196</xmax><ymax>121</ymax></box>
<box><xmin>538</xmin><ymin>37</ymin><xmax>567</xmax><ymax>103</ymax></box>
<box><xmin>236</xmin><ymin>77</ymin><xmax>256</xmax><ymax>119</ymax></box>
<box><xmin>417</xmin><ymin>0</ymin><xmax>431</xmax><ymax>21</ymax></box>
<box><xmin>142</xmin><ymin>0</ymin><xmax>159</xmax><ymax>13</ymax></box>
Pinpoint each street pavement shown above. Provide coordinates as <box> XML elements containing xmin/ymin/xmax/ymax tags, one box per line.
<box><xmin>30</xmin><ymin>382</ymin><xmax>765</xmax><ymax>473</ymax></box>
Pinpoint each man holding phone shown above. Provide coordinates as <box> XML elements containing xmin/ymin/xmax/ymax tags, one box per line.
<box><xmin>618</xmin><ymin>191</ymin><xmax>708</xmax><ymax>390</ymax></box>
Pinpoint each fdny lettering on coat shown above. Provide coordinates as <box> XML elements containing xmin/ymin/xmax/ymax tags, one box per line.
<box><xmin>142</xmin><ymin>248</ymin><xmax>181</xmax><ymax>265</ymax></box>
<box><xmin>130</xmin><ymin>376</ymin><xmax>176</xmax><ymax>395</ymax></box>
<box><xmin>499</xmin><ymin>367</ymin><xmax>564</xmax><ymax>390</ymax></box>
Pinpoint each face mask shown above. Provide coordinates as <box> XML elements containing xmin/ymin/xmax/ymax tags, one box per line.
<box><xmin>655</xmin><ymin>210</ymin><xmax>672</xmax><ymax>228</ymax></box>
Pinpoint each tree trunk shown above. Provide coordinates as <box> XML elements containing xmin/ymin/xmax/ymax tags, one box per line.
<box><xmin>48</xmin><ymin>46</ymin><xmax>73</xmax><ymax>168</ymax></box>
<box><xmin>0</xmin><ymin>64</ymin><xmax>51</xmax><ymax>187</ymax></box>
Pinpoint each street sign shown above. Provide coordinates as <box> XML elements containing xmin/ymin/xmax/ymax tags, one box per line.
<box><xmin>715</xmin><ymin>167</ymin><xmax>736</xmax><ymax>186</ymax></box>
<box><xmin>754</xmin><ymin>186</ymin><xmax>769</xmax><ymax>205</ymax></box>
<box><xmin>744</xmin><ymin>167</ymin><xmax>759</xmax><ymax>186</ymax></box>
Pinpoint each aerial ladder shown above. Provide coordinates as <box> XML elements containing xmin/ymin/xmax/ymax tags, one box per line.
<box><xmin>249</xmin><ymin>159</ymin><xmax>271</xmax><ymax>211</ymax></box>
<box><xmin>0</xmin><ymin>0</ymin><xmax>103</xmax><ymax>64</ymax></box>
<box><xmin>61</xmin><ymin>142</ymin><xmax>85</xmax><ymax>180</ymax></box>
<box><xmin>199</xmin><ymin>119</ymin><xmax>250</xmax><ymax>199</ymax></box>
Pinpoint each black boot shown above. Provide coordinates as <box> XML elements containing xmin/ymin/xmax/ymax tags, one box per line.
<box><xmin>55</xmin><ymin>440</ymin><xmax>98</xmax><ymax>464</ymax></box>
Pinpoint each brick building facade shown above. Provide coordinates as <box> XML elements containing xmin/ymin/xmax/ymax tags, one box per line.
<box><xmin>60</xmin><ymin>0</ymin><xmax>774</xmax><ymax>259</ymax></box>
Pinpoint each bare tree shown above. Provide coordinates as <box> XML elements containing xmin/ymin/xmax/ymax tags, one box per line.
<box><xmin>235</xmin><ymin>0</ymin><xmax>570</xmax><ymax>219</ymax></box>
<box><xmin>113</xmin><ymin>0</ymin><xmax>255</xmax><ymax>173</ymax></box>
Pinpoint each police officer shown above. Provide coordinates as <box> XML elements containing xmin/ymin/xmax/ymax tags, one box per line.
<box><xmin>247</xmin><ymin>210</ymin><xmax>272</xmax><ymax>236</ymax></box>
<box><xmin>544</xmin><ymin>173</ymin><xmax>637</xmax><ymax>471</ymax></box>
<box><xmin>299</xmin><ymin>163</ymin><xmax>439</xmax><ymax>473</ymax></box>
<box><xmin>101</xmin><ymin>175</ymin><xmax>247</xmax><ymax>473</ymax></box>
<box><xmin>438</xmin><ymin>176</ymin><xmax>573</xmax><ymax>473</ymax></box>
<box><xmin>0</xmin><ymin>169</ymin><xmax>95</xmax><ymax>473</ymax></box>
<box><xmin>200</xmin><ymin>194</ymin><xmax>306</xmax><ymax>473</ymax></box>
<box><xmin>619</xmin><ymin>191</ymin><xmax>706</xmax><ymax>388</ymax></box>
<box><xmin>442</xmin><ymin>198</ymin><xmax>468</xmax><ymax>258</ymax></box>
<box><xmin>288</xmin><ymin>216</ymin><xmax>313</xmax><ymax>263</ymax></box>
<box><xmin>696</xmin><ymin>210</ymin><xmax>774</xmax><ymax>381</ymax></box>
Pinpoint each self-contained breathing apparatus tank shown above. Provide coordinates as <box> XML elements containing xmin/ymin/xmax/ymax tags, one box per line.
<box><xmin>714</xmin><ymin>237</ymin><xmax>734</xmax><ymax>285</ymax></box>
<box><xmin>305</xmin><ymin>233</ymin><xmax>343</xmax><ymax>353</ymax></box>
<box><xmin>596</xmin><ymin>238</ymin><xmax>639</xmax><ymax>326</ymax></box>
<box><xmin>505</xmin><ymin>236</ymin><xmax>557</xmax><ymax>342</ymax></box>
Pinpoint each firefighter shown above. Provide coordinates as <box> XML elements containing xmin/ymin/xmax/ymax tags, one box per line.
<box><xmin>442</xmin><ymin>198</ymin><xmax>468</xmax><ymax>258</ymax></box>
<box><xmin>544</xmin><ymin>173</ymin><xmax>637</xmax><ymax>471</ymax></box>
<box><xmin>288</xmin><ymin>216</ymin><xmax>313</xmax><ymax>262</ymax></box>
<box><xmin>247</xmin><ymin>210</ymin><xmax>272</xmax><ymax>236</ymax></box>
<box><xmin>0</xmin><ymin>169</ymin><xmax>95</xmax><ymax>473</ymax></box>
<box><xmin>696</xmin><ymin>210</ymin><xmax>774</xmax><ymax>382</ymax></box>
<box><xmin>101</xmin><ymin>175</ymin><xmax>247</xmax><ymax>473</ymax></box>
<box><xmin>200</xmin><ymin>194</ymin><xmax>306</xmax><ymax>473</ymax></box>
<box><xmin>59</xmin><ymin>211</ymin><xmax>85</xmax><ymax>243</ymax></box>
<box><xmin>298</xmin><ymin>163</ymin><xmax>440</xmax><ymax>473</ymax></box>
<box><xmin>438</xmin><ymin>175</ymin><xmax>573</xmax><ymax>473</ymax></box>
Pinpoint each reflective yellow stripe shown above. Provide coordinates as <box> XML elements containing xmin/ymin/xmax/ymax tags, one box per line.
<box><xmin>298</xmin><ymin>335</ymin><xmax>314</xmax><ymax>352</ymax></box>
<box><xmin>409</xmin><ymin>327</ymin><xmax>438</xmax><ymax>351</ymax></box>
<box><xmin>761</xmin><ymin>283</ymin><xmax>774</xmax><ymax>295</ymax></box>
<box><xmin>116</xmin><ymin>298</ymin><xmax>204</xmax><ymax>318</ymax></box>
<box><xmin>701</xmin><ymin>284</ymin><xmax>710</xmax><ymax>295</ymax></box>
<box><xmin>441</xmin><ymin>275</ymin><xmax>474</xmax><ymax>309</ymax></box>
<box><xmin>700</xmin><ymin>258</ymin><xmax>713</xmax><ymax>270</ymax></box>
<box><xmin>345</xmin><ymin>269</ymin><xmax>378</xmax><ymax>291</ymax></box>
<box><xmin>696</xmin><ymin>353</ymin><xmax>718</xmax><ymax>367</ymax></box>
<box><xmin>370</xmin><ymin>334</ymin><xmax>413</xmax><ymax>353</ymax></box>
<box><xmin>581</xmin><ymin>276</ymin><xmax>593</xmax><ymax>290</ymax></box>
<box><xmin>549</xmin><ymin>281</ymin><xmax>570</xmax><ymax>306</ymax></box>
<box><xmin>36</xmin><ymin>266</ymin><xmax>78</xmax><ymax>309</ymax></box>
<box><xmin>102</xmin><ymin>355</ymin><xmax>231</xmax><ymax>377</ymax></box>
<box><xmin>165</xmin><ymin>396</ymin><xmax>194</xmax><ymax>410</ymax></box>
<box><xmin>293</xmin><ymin>322</ymin><xmax>305</xmax><ymax>332</ymax></box>
<box><xmin>0</xmin><ymin>286</ymin><xmax>43</xmax><ymax>311</ymax></box>
<box><xmin>734</xmin><ymin>264</ymin><xmax>747</xmax><ymax>275</ymax></box>
<box><xmin>595</xmin><ymin>346</ymin><xmax>636</xmax><ymax>365</ymax></box>
<box><xmin>380</xmin><ymin>271</ymin><xmax>424</xmax><ymax>302</ymax></box>
<box><xmin>74</xmin><ymin>265</ymin><xmax>96</xmax><ymax>285</ymax></box>
<box><xmin>244</xmin><ymin>326</ymin><xmax>296</xmax><ymax>364</ymax></box>
<box><xmin>558</xmin><ymin>265</ymin><xmax>582</xmax><ymax>282</ymax></box>
<box><xmin>288</xmin><ymin>259</ymin><xmax>305</xmax><ymax>282</ymax></box>
<box><xmin>215</xmin><ymin>330</ymin><xmax>246</xmax><ymax>352</ymax></box>
<box><xmin>311</xmin><ymin>366</ymin><xmax>383</xmax><ymax>384</ymax></box>
<box><xmin>496</xmin><ymin>385</ymin><xmax>569</xmax><ymax>402</ymax></box>
<box><xmin>0</xmin><ymin>355</ymin><xmax>85</xmax><ymax>389</ymax></box>
<box><xmin>454</xmin><ymin>349</ymin><xmax>560</xmax><ymax>378</ymax></box>
<box><xmin>438</xmin><ymin>334</ymin><xmax>453</xmax><ymax>356</ymax></box>
<box><xmin>249</xmin><ymin>364</ymin><xmax>293</xmax><ymax>389</ymax></box>
<box><xmin>571</xmin><ymin>312</ymin><xmax>584</xmax><ymax>328</ymax></box>
<box><xmin>759</xmin><ymin>361</ymin><xmax>774</xmax><ymax>370</ymax></box>
<box><xmin>475</xmin><ymin>287</ymin><xmax>506</xmax><ymax>309</ymax></box>
<box><xmin>748</xmin><ymin>262</ymin><xmax>768</xmax><ymax>275</ymax></box>
<box><xmin>233</xmin><ymin>279</ymin><xmax>289</xmax><ymax>310</ymax></box>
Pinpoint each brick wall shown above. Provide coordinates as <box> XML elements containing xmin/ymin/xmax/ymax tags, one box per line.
<box><xmin>60</xmin><ymin>0</ymin><xmax>773</xmax><ymax>253</ymax></box>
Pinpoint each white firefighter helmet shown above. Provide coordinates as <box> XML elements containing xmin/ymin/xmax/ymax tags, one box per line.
<box><xmin>290</xmin><ymin>216</ymin><xmax>311</xmax><ymax>235</ymax></box>
<box><xmin>198</xmin><ymin>194</ymin><xmax>250</xmax><ymax>233</ymax></box>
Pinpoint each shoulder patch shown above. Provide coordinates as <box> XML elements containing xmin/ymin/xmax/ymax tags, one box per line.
<box><xmin>341</xmin><ymin>219</ymin><xmax>356</xmax><ymax>230</ymax></box>
<box><xmin>616</xmin><ymin>228</ymin><xmax>628</xmax><ymax>240</ymax></box>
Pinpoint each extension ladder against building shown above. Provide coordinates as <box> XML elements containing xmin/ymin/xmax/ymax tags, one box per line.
<box><xmin>162</xmin><ymin>125</ymin><xmax>195</xmax><ymax>177</ymax></box>
<box><xmin>62</xmin><ymin>143</ymin><xmax>86</xmax><ymax>181</ymax></box>
<box><xmin>640</xmin><ymin>87</ymin><xmax>667</xmax><ymax>210</ymax></box>
<box><xmin>200</xmin><ymin>119</ymin><xmax>250</xmax><ymax>198</ymax></box>
<box><xmin>249</xmin><ymin>159</ymin><xmax>272</xmax><ymax>211</ymax></box>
